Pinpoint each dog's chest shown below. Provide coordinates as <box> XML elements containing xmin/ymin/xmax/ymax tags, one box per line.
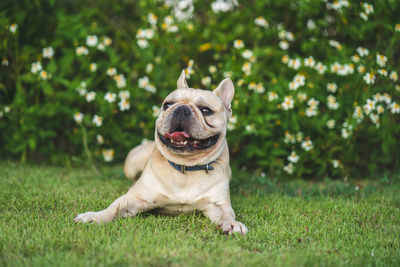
<box><xmin>149</xmin><ymin>171</ymin><xmax>226</xmax><ymax>211</ymax></box>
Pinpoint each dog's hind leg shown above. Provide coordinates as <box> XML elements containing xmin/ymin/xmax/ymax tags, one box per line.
<box><xmin>123</xmin><ymin>142</ymin><xmax>155</xmax><ymax>181</ymax></box>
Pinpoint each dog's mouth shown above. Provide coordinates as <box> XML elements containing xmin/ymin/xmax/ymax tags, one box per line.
<box><xmin>158</xmin><ymin>128</ymin><xmax>219</xmax><ymax>151</ymax></box>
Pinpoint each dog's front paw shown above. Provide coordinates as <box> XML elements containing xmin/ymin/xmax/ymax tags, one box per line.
<box><xmin>219</xmin><ymin>220</ymin><xmax>248</xmax><ymax>235</ymax></box>
<box><xmin>74</xmin><ymin>211</ymin><xmax>104</xmax><ymax>224</ymax></box>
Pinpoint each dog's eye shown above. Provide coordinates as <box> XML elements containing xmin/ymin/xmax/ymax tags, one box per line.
<box><xmin>200</xmin><ymin>107</ymin><xmax>214</xmax><ymax>116</ymax></box>
<box><xmin>163</xmin><ymin>102</ymin><xmax>173</xmax><ymax>110</ymax></box>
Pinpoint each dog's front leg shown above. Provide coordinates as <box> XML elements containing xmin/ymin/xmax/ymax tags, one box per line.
<box><xmin>203</xmin><ymin>201</ymin><xmax>248</xmax><ymax>235</ymax></box>
<box><xmin>74</xmin><ymin>189</ymin><xmax>151</xmax><ymax>224</ymax></box>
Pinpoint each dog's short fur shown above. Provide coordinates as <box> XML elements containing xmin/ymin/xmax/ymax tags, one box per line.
<box><xmin>74</xmin><ymin>71</ymin><xmax>247</xmax><ymax>234</ymax></box>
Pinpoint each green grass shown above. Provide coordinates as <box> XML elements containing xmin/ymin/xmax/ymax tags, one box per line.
<box><xmin>1</xmin><ymin>161</ymin><xmax>399</xmax><ymax>266</ymax></box>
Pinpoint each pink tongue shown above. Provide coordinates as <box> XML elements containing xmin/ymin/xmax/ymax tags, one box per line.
<box><xmin>164</xmin><ymin>131</ymin><xmax>190</xmax><ymax>142</ymax></box>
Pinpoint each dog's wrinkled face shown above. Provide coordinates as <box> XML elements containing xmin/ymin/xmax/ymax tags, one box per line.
<box><xmin>155</xmin><ymin>71</ymin><xmax>234</xmax><ymax>166</ymax></box>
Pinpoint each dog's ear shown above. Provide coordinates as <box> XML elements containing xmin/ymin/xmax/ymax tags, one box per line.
<box><xmin>213</xmin><ymin>78</ymin><xmax>235</xmax><ymax>117</ymax></box>
<box><xmin>177</xmin><ymin>70</ymin><xmax>189</xmax><ymax>89</ymax></box>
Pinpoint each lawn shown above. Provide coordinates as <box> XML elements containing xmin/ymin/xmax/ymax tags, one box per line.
<box><xmin>0</xmin><ymin>161</ymin><xmax>399</xmax><ymax>266</ymax></box>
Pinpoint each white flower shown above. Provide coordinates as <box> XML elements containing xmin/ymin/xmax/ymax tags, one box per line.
<box><xmin>305</xmin><ymin>107</ymin><xmax>317</xmax><ymax>117</ymax></box>
<box><xmin>97</xmin><ymin>43</ymin><xmax>105</xmax><ymax>51</ymax></box>
<box><xmin>296</xmin><ymin>132</ymin><xmax>304</xmax><ymax>142</ymax></box>
<box><xmin>211</xmin><ymin>0</ymin><xmax>238</xmax><ymax>13</ymax></box>
<box><xmin>92</xmin><ymin>115</ymin><xmax>103</xmax><ymax>127</ymax></box>
<box><xmin>86</xmin><ymin>35</ymin><xmax>98</xmax><ymax>47</ymax></box>
<box><xmin>363</xmin><ymin>3</ymin><xmax>374</xmax><ymax>14</ymax></box>
<box><xmin>102</xmin><ymin>36</ymin><xmax>112</xmax><ymax>46</ymax></box>
<box><xmin>396</xmin><ymin>24</ymin><xmax>400</xmax><ymax>32</ymax></box>
<box><xmin>327</xmin><ymin>95</ymin><xmax>339</xmax><ymax>110</ymax></box>
<box><xmin>104</xmin><ymin>92</ymin><xmax>116</xmax><ymax>103</ymax></box>
<box><xmin>76</xmin><ymin>46</ymin><xmax>89</xmax><ymax>56</ymax></box>
<box><xmin>118</xmin><ymin>90</ymin><xmax>130</xmax><ymax>100</ymax></box>
<box><xmin>228</xmin><ymin>115</ymin><xmax>237</xmax><ymax>130</ymax></box>
<box><xmin>287</xmin><ymin>151</ymin><xmax>299</xmax><ymax>163</ymax></box>
<box><xmin>209</xmin><ymin>65</ymin><xmax>217</xmax><ymax>74</ymax></box>
<box><xmin>356</xmin><ymin>47</ymin><xmax>369</xmax><ymax>57</ymax></box>
<box><xmin>268</xmin><ymin>92</ymin><xmax>278</xmax><ymax>101</ymax></box>
<box><xmin>102</xmin><ymin>149</ymin><xmax>114</xmax><ymax>162</ymax></box>
<box><xmin>284</xmin><ymin>132</ymin><xmax>296</xmax><ymax>144</ymax></box>
<box><xmin>146</xmin><ymin>63</ymin><xmax>153</xmax><ymax>74</ymax></box>
<box><xmin>288</xmin><ymin>58</ymin><xmax>301</xmax><ymax>70</ymax></box>
<box><xmin>4</xmin><ymin>106</ymin><xmax>11</xmax><ymax>113</ymax></box>
<box><xmin>106</xmin><ymin>67</ymin><xmax>117</xmax><ymax>77</ymax></box>
<box><xmin>286</xmin><ymin>32</ymin><xmax>295</xmax><ymax>41</ymax></box>
<box><xmin>327</xmin><ymin>119</ymin><xmax>336</xmax><ymax>129</ymax></box>
<box><xmin>42</xmin><ymin>47</ymin><xmax>54</xmax><ymax>59</ymax></box>
<box><xmin>351</xmin><ymin>54</ymin><xmax>360</xmax><ymax>63</ymax></box>
<box><xmin>307</xmin><ymin>19</ymin><xmax>316</xmax><ymax>30</ymax></box>
<box><xmin>114</xmin><ymin>74</ymin><xmax>127</xmax><ymax>88</ymax></box>
<box><xmin>145</xmin><ymin>84</ymin><xmax>157</xmax><ymax>94</ymax></box>
<box><xmin>283</xmin><ymin>163</ymin><xmax>294</xmax><ymax>174</ymax></box>
<box><xmin>201</xmin><ymin>76</ymin><xmax>212</xmax><ymax>87</ymax></box>
<box><xmin>376</xmin><ymin>105</ymin><xmax>384</xmax><ymax>114</ymax></box>
<box><xmin>39</xmin><ymin>71</ymin><xmax>50</xmax><ymax>80</ymax></box>
<box><xmin>73</xmin><ymin>112</ymin><xmax>84</xmax><ymax>124</ymax></box>
<box><xmin>382</xmin><ymin>93</ymin><xmax>392</xmax><ymax>104</ymax></box>
<box><xmin>31</xmin><ymin>62</ymin><xmax>43</xmax><ymax>74</ymax></box>
<box><xmin>353</xmin><ymin>106</ymin><xmax>364</xmax><ymax>122</ymax></box>
<box><xmin>241</xmin><ymin>49</ymin><xmax>253</xmax><ymax>59</ymax></box>
<box><xmin>329</xmin><ymin>40</ymin><xmax>342</xmax><ymax>50</ymax></box>
<box><xmin>137</xmin><ymin>39</ymin><xmax>149</xmax><ymax>49</ymax></box>
<box><xmin>304</xmin><ymin>56</ymin><xmax>316</xmax><ymax>68</ymax></box>
<box><xmin>254</xmin><ymin>17</ymin><xmax>269</xmax><ymax>27</ymax></box>
<box><xmin>297</xmin><ymin>92</ymin><xmax>307</xmax><ymax>102</ymax></box>
<box><xmin>148</xmin><ymin>13</ymin><xmax>158</xmax><ymax>25</ymax></box>
<box><xmin>307</xmin><ymin>98</ymin><xmax>319</xmax><ymax>109</ymax></box>
<box><xmin>301</xmin><ymin>139</ymin><xmax>313</xmax><ymax>151</ymax></box>
<box><xmin>2</xmin><ymin>58</ymin><xmax>9</xmax><ymax>66</ymax></box>
<box><xmin>279</xmin><ymin>40</ymin><xmax>289</xmax><ymax>50</ymax></box>
<box><xmin>241</xmin><ymin>62</ymin><xmax>252</xmax><ymax>75</ymax></box>
<box><xmin>315</xmin><ymin>62</ymin><xmax>327</xmax><ymax>74</ymax></box>
<box><xmin>289</xmin><ymin>81</ymin><xmax>299</xmax><ymax>91</ymax></box>
<box><xmin>152</xmin><ymin>105</ymin><xmax>160</xmax><ymax>117</ymax></box>
<box><xmin>360</xmin><ymin>12</ymin><xmax>368</xmax><ymax>21</ymax></box>
<box><xmin>357</xmin><ymin>65</ymin><xmax>366</xmax><ymax>73</ymax></box>
<box><xmin>138</xmin><ymin>76</ymin><xmax>150</xmax><ymax>88</ymax></box>
<box><xmin>327</xmin><ymin>83</ymin><xmax>337</xmax><ymax>93</ymax></box>
<box><xmin>389</xmin><ymin>71</ymin><xmax>398</xmax><ymax>81</ymax></box>
<box><xmin>9</xmin><ymin>23</ymin><xmax>18</xmax><ymax>33</ymax></box>
<box><xmin>293</xmin><ymin>74</ymin><xmax>306</xmax><ymax>86</ymax></box>
<box><xmin>363</xmin><ymin>72</ymin><xmax>375</xmax><ymax>84</ymax></box>
<box><xmin>97</xmin><ymin>135</ymin><xmax>104</xmax><ymax>144</ymax></box>
<box><xmin>255</xmin><ymin>83</ymin><xmax>265</xmax><ymax>93</ymax></box>
<box><xmin>85</xmin><ymin>91</ymin><xmax>96</xmax><ymax>102</ymax></box>
<box><xmin>118</xmin><ymin>98</ymin><xmax>130</xmax><ymax>111</ymax></box>
<box><xmin>341</xmin><ymin>128</ymin><xmax>349</xmax><ymax>138</ymax></box>
<box><xmin>332</xmin><ymin>160</ymin><xmax>341</xmax><ymax>168</ymax></box>
<box><xmin>376</xmin><ymin>53</ymin><xmax>387</xmax><ymax>67</ymax></box>
<box><xmin>281</xmin><ymin>96</ymin><xmax>294</xmax><ymax>110</ymax></box>
<box><xmin>363</xmin><ymin>99</ymin><xmax>376</xmax><ymax>115</ymax></box>
<box><xmin>233</xmin><ymin>39</ymin><xmax>244</xmax><ymax>49</ymax></box>
<box><xmin>89</xmin><ymin>63</ymin><xmax>97</xmax><ymax>72</ymax></box>
<box><xmin>390</xmin><ymin>102</ymin><xmax>400</xmax><ymax>114</ymax></box>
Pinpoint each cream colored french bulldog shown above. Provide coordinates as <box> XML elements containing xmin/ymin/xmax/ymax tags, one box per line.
<box><xmin>74</xmin><ymin>70</ymin><xmax>247</xmax><ymax>235</ymax></box>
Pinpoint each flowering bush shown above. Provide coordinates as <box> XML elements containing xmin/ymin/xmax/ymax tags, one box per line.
<box><xmin>1</xmin><ymin>0</ymin><xmax>400</xmax><ymax>178</ymax></box>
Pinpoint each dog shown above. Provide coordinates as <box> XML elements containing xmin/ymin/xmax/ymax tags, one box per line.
<box><xmin>74</xmin><ymin>70</ymin><xmax>247</xmax><ymax>235</ymax></box>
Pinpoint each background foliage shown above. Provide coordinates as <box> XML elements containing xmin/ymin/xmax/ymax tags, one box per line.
<box><xmin>1</xmin><ymin>0</ymin><xmax>400</xmax><ymax>178</ymax></box>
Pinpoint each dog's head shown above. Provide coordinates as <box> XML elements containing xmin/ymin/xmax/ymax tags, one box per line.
<box><xmin>155</xmin><ymin>70</ymin><xmax>234</xmax><ymax>166</ymax></box>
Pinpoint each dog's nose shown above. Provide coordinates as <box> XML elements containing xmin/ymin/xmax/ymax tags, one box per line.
<box><xmin>174</xmin><ymin>105</ymin><xmax>191</xmax><ymax>117</ymax></box>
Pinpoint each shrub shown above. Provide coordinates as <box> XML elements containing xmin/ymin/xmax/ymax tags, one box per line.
<box><xmin>1</xmin><ymin>0</ymin><xmax>400</xmax><ymax>178</ymax></box>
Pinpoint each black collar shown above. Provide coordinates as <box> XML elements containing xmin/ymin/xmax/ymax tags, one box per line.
<box><xmin>168</xmin><ymin>160</ymin><xmax>215</xmax><ymax>174</ymax></box>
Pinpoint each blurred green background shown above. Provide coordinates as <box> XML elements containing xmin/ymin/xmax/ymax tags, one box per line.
<box><xmin>1</xmin><ymin>0</ymin><xmax>400</xmax><ymax>178</ymax></box>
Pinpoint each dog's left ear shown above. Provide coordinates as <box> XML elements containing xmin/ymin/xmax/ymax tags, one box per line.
<box><xmin>213</xmin><ymin>78</ymin><xmax>235</xmax><ymax>117</ymax></box>
<box><xmin>177</xmin><ymin>70</ymin><xmax>189</xmax><ymax>89</ymax></box>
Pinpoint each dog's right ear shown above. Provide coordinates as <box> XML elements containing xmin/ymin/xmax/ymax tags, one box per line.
<box><xmin>177</xmin><ymin>70</ymin><xmax>189</xmax><ymax>89</ymax></box>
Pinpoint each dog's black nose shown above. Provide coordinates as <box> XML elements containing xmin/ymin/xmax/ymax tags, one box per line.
<box><xmin>174</xmin><ymin>105</ymin><xmax>191</xmax><ymax>117</ymax></box>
